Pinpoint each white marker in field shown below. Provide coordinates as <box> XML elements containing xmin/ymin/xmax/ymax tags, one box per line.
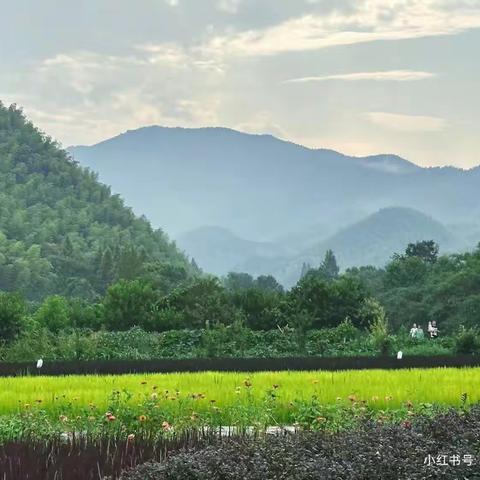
<box><xmin>36</xmin><ymin>359</ymin><xmax>43</xmax><ymax>369</ymax></box>
<box><xmin>397</xmin><ymin>351</ymin><xmax>403</xmax><ymax>360</ymax></box>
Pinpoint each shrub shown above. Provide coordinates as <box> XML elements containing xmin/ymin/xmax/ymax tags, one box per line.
<box><xmin>368</xmin><ymin>299</ymin><xmax>392</xmax><ymax>355</ymax></box>
<box><xmin>454</xmin><ymin>326</ymin><xmax>480</xmax><ymax>355</ymax></box>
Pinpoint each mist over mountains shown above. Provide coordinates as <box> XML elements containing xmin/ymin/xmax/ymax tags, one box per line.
<box><xmin>70</xmin><ymin>126</ymin><xmax>480</xmax><ymax>284</ymax></box>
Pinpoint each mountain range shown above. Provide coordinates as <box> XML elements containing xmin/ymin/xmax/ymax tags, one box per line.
<box><xmin>69</xmin><ymin>126</ymin><xmax>480</xmax><ymax>284</ymax></box>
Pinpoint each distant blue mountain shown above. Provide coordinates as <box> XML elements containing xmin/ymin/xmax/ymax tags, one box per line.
<box><xmin>69</xmin><ymin>126</ymin><xmax>480</xmax><ymax>279</ymax></box>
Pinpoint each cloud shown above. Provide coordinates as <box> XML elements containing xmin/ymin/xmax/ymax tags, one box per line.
<box><xmin>234</xmin><ymin>111</ymin><xmax>288</xmax><ymax>139</ymax></box>
<box><xmin>202</xmin><ymin>0</ymin><xmax>480</xmax><ymax>57</ymax></box>
<box><xmin>217</xmin><ymin>0</ymin><xmax>243</xmax><ymax>14</ymax></box>
<box><xmin>365</xmin><ymin>111</ymin><xmax>447</xmax><ymax>132</ymax></box>
<box><xmin>164</xmin><ymin>0</ymin><xmax>179</xmax><ymax>6</ymax></box>
<box><xmin>20</xmin><ymin>47</ymin><xmax>226</xmax><ymax>145</ymax></box>
<box><xmin>284</xmin><ymin>70</ymin><xmax>436</xmax><ymax>83</ymax></box>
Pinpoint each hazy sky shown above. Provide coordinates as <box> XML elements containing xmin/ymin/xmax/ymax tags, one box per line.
<box><xmin>1</xmin><ymin>0</ymin><xmax>479</xmax><ymax>168</ymax></box>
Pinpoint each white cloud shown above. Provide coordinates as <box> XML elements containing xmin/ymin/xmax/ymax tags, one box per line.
<box><xmin>234</xmin><ymin>111</ymin><xmax>288</xmax><ymax>139</ymax></box>
<box><xmin>22</xmin><ymin>47</ymin><xmax>225</xmax><ymax>145</ymax></box>
<box><xmin>284</xmin><ymin>70</ymin><xmax>436</xmax><ymax>83</ymax></box>
<box><xmin>202</xmin><ymin>0</ymin><xmax>480</xmax><ymax>57</ymax></box>
<box><xmin>164</xmin><ymin>0</ymin><xmax>179</xmax><ymax>6</ymax></box>
<box><xmin>365</xmin><ymin>112</ymin><xmax>447</xmax><ymax>132</ymax></box>
<box><xmin>217</xmin><ymin>0</ymin><xmax>243</xmax><ymax>14</ymax></box>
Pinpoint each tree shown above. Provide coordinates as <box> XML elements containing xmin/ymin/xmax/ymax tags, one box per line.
<box><xmin>156</xmin><ymin>277</ymin><xmax>235</xmax><ymax>329</ymax></box>
<box><xmin>254</xmin><ymin>275</ymin><xmax>284</xmax><ymax>293</ymax></box>
<box><xmin>384</xmin><ymin>256</ymin><xmax>428</xmax><ymax>289</ymax></box>
<box><xmin>34</xmin><ymin>295</ymin><xmax>71</xmax><ymax>332</ymax></box>
<box><xmin>223</xmin><ymin>272</ymin><xmax>254</xmax><ymax>292</ymax></box>
<box><xmin>319</xmin><ymin>249</ymin><xmax>339</xmax><ymax>280</ymax></box>
<box><xmin>102</xmin><ymin>279</ymin><xmax>158</xmax><ymax>331</ymax></box>
<box><xmin>288</xmin><ymin>274</ymin><xmax>368</xmax><ymax>329</ymax></box>
<box><xmin>300</xmin><ymin>262</ymin><xmax>312</xmax><ymax>279</ymax></box>
<box><xmin>405</xmin><ymin>240</ymin><xmax>439</xmax><ymax>264</ymax></box>
<box><xmin>0</xmin><ymin>291</ymin><xmax>26</xmax><ymax>341</ymax></box>
<box><xmin>231</xmin><ymin>288</ymin><xmax>281</xmax><ymax>330</ymax></box>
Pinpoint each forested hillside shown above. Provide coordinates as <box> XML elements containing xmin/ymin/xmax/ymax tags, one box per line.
<box><xmin>0</xmin><ymin>103</ymin><xmax>195</xmax><ymax>301</ymax></box>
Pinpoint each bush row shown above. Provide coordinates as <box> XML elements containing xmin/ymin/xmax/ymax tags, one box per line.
<box><xmin>0</xmin><ymin>321</ymin><xmax>470</xmax><ymax>364</ymax></box>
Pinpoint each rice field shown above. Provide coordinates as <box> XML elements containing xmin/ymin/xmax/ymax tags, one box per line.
<box><xmin>0</xmin><ymin>367</ymin><xmax>478</xmax><ymax>418</ymax></box>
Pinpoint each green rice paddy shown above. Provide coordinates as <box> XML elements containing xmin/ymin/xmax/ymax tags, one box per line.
<box><xmin>0</xmin><ymin>367</ymin><xmax>478</xmax><ymax>417</ymax></box>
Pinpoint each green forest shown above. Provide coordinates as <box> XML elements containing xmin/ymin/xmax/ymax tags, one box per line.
<box><xmin>1</xmin><ymin>102</ymin><xmax>480</xmax><ymax>360</ymax></box>
<box><xmin>0</xmin><ymin>102</ymin><xmax>196</xmax><ymax>301</ymax></box>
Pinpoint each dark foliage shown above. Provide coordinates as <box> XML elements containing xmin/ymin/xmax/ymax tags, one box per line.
<box><xmin>122</xmin><ymin>408</ymin><xmax>480</xmax><ymax>480</ymax></box>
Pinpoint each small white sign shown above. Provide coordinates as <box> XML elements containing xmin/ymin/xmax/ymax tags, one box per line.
<box><xmin>397</xmin><ymin>351</ymin><xmax>403</xmax><ymax>360</ymax></box>
<box><xmin>36</xmin><ymin>359</ymin><xmax>43</xmax><ymax>369</ymax></box>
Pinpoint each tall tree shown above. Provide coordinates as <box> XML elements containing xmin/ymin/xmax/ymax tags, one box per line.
<box><xmin>300</xmin><ymin>262</ymin><xmax>312</xmax><ymax>279</ymax></box>
<box><xmin>319</xmin><ymin>249</ymin><xmax>339</xmax><ymax>280</ymax></box>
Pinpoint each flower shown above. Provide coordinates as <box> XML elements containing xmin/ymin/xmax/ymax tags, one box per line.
<box><xmin>139</xmin><ymin>415</ymin><xmax>147</xmax><ymax>422</ymax></box>
<box><xmin>151</xmin><ymin>393</ymin><xmax>158</xmax><ymax>400</ymax></box>
<box><xmin>348</xmin><ymin>395</ymin><xmax>357</xmax><ymax>402</ymax></box>
<box><xmin>371</xmin><ymin>396</ymin><xmax>379</xmax><ymax>402</ymax></box>
<box><xmin>108</xmin><ymin>415</ymin><xmax>116</xmax><ymax>422</ymax></box>
<box><xmin>403</xmin><ymin>420</ymin><xmax>412</xmax><ymax>429</ymax></box>
<box><xmin>162</xmin><ymin>421</ymin><xmax>172</xmax><ymax>431</ymax></box>
<box><xmin>272</xmin><ymin>384</ymin><xmax>279</xmax><ymax>389</ymax></box>
<box><xmin>243</xmin><ymin>379</ymin><xmax>252</xmax><ymax>388</ymax></box>
<box><xmin>59</xmin><ymin>415</ymin><xmax>68</xmax><ymax>422</ymax></box>
<box><xmin>190</xmin><ymin>412</ymin><xmax>199</xmax><ymax>421</ymax></box>
<box><xmin>140</xmin><ymin>381</ymin><xmax>147</xmax><ymax>385</ymax></box>
<box><xmin>316</xmin><ymin>416</ymin><xmax>327</xmax><ymax>423</ymax></box>
<box><xmin>405</xmin><ymin>400</ymin><xmax>414</xmax><ymax>409</ymax></box>
<box><xmin>127</xmin><ymin>434</ymin><xmax>135</xmax><ymax>442</ymax></box>
<box><xmin>385</xmin><ymin>395</ymin><xmax>393</xmax><ymax>402</ymax></box>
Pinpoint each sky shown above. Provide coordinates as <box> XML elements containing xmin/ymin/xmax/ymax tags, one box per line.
<box><xmin>0</xmin><ymin>0</ymin><xmax>479</xmax><ymax>168</ymax></box>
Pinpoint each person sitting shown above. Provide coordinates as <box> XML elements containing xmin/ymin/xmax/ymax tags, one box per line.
<box><xmin>410</xmin><ymin>323</ymin><xmax>418</xmax><ymax>338</ymax></box>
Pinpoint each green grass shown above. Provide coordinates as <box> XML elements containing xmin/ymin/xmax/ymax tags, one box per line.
<box><xmin>0</xmin><ymin>368</ymin><xmax>478</xmax><ymax>418</ymax></box>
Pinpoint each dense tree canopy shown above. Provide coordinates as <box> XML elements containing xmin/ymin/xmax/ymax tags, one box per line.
<box><xmin>0</xmin><ymin>103</ymin><xmax>196</xmax><ymax>300</ymax></box>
